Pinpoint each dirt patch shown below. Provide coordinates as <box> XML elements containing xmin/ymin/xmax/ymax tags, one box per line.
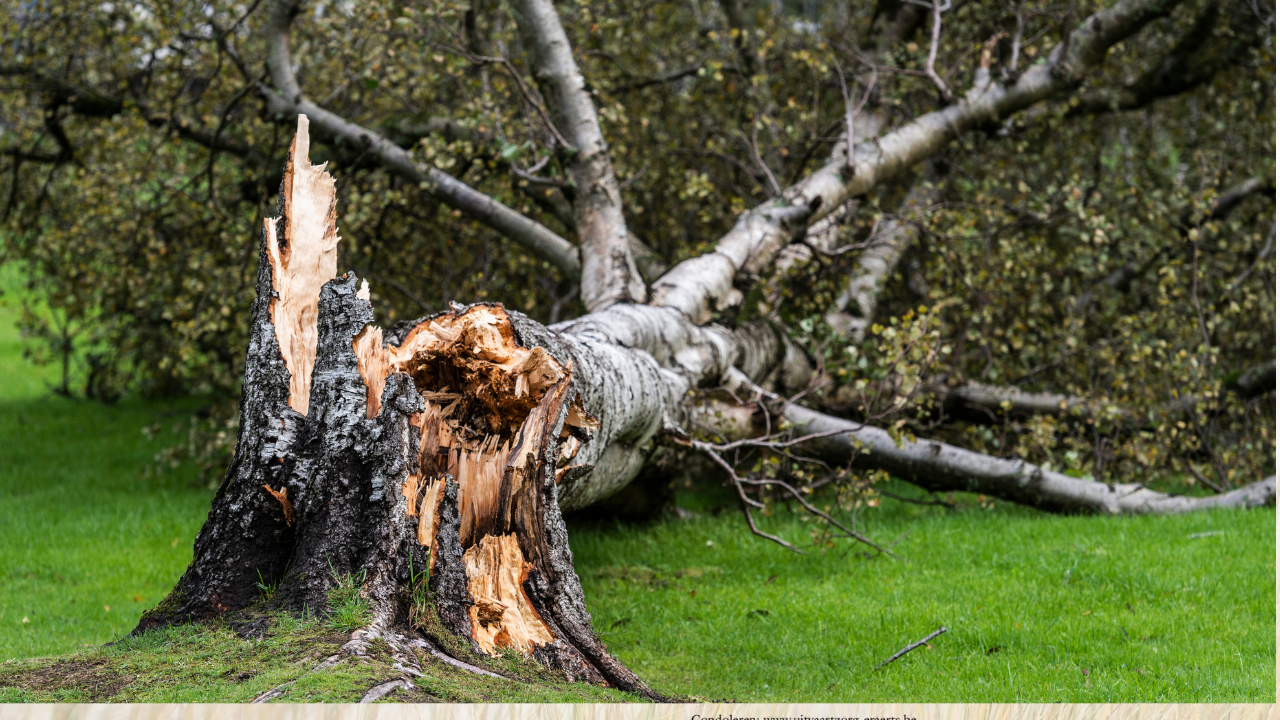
<box><xmin>221</xmin><ymin>667</ymin><xmax>258</xmax><ymax>683</ymax></box>
<box><xmin>3</xmin><ymin>658</ymin><xmax>129</xmax><ymax>700</ymax></box>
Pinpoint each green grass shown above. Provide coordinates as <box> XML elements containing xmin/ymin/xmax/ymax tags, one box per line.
<box><xmin>324</xmin><ymin>570</ymin><xmax>373</xmax><ymax>634</ymax></box>
<box><xmin>0</xmin><ymin>263</ymin><xmax>1274</xmax><ymax>701</ymax></box>
<box><xmin>0</xmin><ymin>612</ymin><xmax>632</xmax><ymax>702</ymax></box>
<box><xmin>0</xmin><ymin>265</ymin><xmax>211</xmax><ymax>661</ymax></box>
<box><xmin>570</xmin><ymin>489</ymin><xmax>1275</xmax><ymax>701</ymax></box>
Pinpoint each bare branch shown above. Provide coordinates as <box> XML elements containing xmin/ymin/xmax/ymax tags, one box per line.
<box><xmin>1</xmin><ymin>65</ymin><xmax>261</xmax><ymax>159</ymax></box>
<box><xmin>1069</xmin><ymin>1</ymin><xmax>1256</xmax><ymax>116</ymax></box>
<box><xmin>719</xmin><ymin>370</ymin><xmax>1276</xmax><ymax>514</ymax></box>
<box><xmin>608</xmin><ymin>66</ymin><xmax>702</xmax><ymax>95</ymax></box>
<box><xmin>1076</xmin><ymin>176</ymin><xmax>1272</xmax><ymax>311</ymax></box>
<box><xmin>827</xmin><ymin>172</ymin><xmax>945</xmax><ymax>341</ymax></box>
<box><xmin>914</xmin><ymin>0</ymin><xmax>954</xmax><ymax>101</ymax></box>
<box><xmin>687</xmin><ymin>435</ymin><xmax>899</xmax><ymax>557</ymax></box>
<box><xmin>876</xmin><ymin>626</ymin><xmax>948</xmax><ymax>669</ymax></box>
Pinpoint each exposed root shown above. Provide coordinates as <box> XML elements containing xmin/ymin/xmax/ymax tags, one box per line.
<box><xmin>250</xmin><ymin>683</ymin><xmax>293</xmax><ymax>704</ymax></box>
<box><xmin>252</xmin><ymin>619</ymin><xmax>430</xmax><ymax>704</ymax></box>
<box><xmin>406</xmin><ymin>637</ymin><xmax>506</xmax><ymax>679</ymax></box>
<box><xmin>360</xmin><ymin>677</ymin><xmax>414</xmax><ymax>703</ymax></box>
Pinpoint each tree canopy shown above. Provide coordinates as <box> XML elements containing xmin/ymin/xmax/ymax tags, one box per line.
<box><xmin>1</xmin><ymin>0</ymin><xmax>1274</xmax><ymax>494</ymax></box>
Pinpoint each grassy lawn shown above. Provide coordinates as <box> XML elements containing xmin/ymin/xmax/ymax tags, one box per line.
<box><xmin>0</xmin><ymin>265</ymin><xmax>211</xmax><ymax>660</ymax></box>
<box><xmin>0</xmin><ymin>265</ymin><xmax>1274</xmax><ymax>701</ymax></box>
<box><xmin>574</xmin><ymin>491</ymin><xmax>1275</xmax><ymax>702</ymax></box>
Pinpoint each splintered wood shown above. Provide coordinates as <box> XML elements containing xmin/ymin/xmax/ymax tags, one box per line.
<box><xmin>353</xmin><ymin>305</ymin><xmax>596</xmax><ymax>656</ymax></box>
<box><xmin>464</xmin><ymin>534</ymin><xmax>554</xmax><ymax>655</ymax></box>
<box><xmin>261</xmin><ymin>485</ymin><xmax>295</xmax><ymax>527</ymax></box>
<box><xmin>352</xmin><ymin>323</ymin><xmax>390</xmax><ymax>418</ymax></box>
<box><xmin>266</xmin><ymin>115</ymin><xmax>340</xmax><ymax>415</ymax></box>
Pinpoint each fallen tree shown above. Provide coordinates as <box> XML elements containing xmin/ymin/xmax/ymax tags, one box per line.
<box><xmin>127</xmin><ymin>0</ymin><xmax>1275</xmax><ymax>698</ymax></box>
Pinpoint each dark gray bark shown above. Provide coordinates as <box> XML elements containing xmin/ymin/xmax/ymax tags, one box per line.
<box><xmin>134</xmin><ymin>126</ymin><xmax>659</xmax><ymax>699</ymax></box>
<box><xmin>137</xmin><ymin>193</ymin><xmax>298</xmax><ymax>631</ymax></box>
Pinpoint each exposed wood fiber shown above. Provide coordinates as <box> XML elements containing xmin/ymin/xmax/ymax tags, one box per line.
<box><xmin>265</xmin><ymin>115</ymin><xmax>340</xmax><ymax>415</ymax></box>
<box><xmin>464</xmin><ymin>533</ymin><xmax>556</xmax><ymax>655</ymax></box>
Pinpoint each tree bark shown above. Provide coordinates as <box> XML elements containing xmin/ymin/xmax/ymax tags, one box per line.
<box><xmin>721</xmin><ymin>372</ymin><xmax>1276</xmax><ymax>515</ymax></box>
<box><xmin>138</xmin><ymin>116</ymin><xmax>659</xmax><ymax>697</ymax></box>
<box><xmin>826</xmin><ymin>173</ymin><xmax>945</xmax><ymax>341</ymax></box>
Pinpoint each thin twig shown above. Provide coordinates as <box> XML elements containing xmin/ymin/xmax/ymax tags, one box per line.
<box><xmin>907</xmin><ymin>0</ymin><xmax>954</xmax><ymax>101</ymax></box>
<box><xmin>737</xmin><ymin>475</ymin><xmax>904</xmax><ymax>559</ymax></box>
<box><xmin>832</xmin><ymin>60</ymin><xmax>876</xmax><ymax>166</ymax></box>
<box><xmin>1007</xmin><ymin>2</ymin><xmax>1024</xmax><ymax>74</ymax></box>
<box><xmin>737</xmin><ymin>484</ymin><xmax>805</xmax><ymax>554</ymax></box>
<box><xmin>512</xmin><ymin>154</ymin><xmax>568</xmax><ymax>187</ymax></box>
<box><xmin>740</xmin><ymin>124</ymin><xmax>781</xmax><ymax>197</ymax></box>
<box><xmin>1181</xmin><ymin>457</ymin><xmax>1225</xmax><ymax>494</ymax></box>
<box><xmin>876</xmin><ymin>626</ymin><xmax>948</xmax><ymax>669</ymax></box>
<box><xmin>687</xmin><ymin>433</ymin><xmax>901</xmax><ymax>559</ymax></box>
<box><xmin>1223</xmin><ymin>221</ymin><xmax>1274</xmax><ymax>298</ymax></box>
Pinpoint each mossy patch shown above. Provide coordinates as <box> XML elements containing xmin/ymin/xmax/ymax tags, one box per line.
<box><xmin>0</xmin><ymin>610</ymin><xmax>636</xmax><ymax>703</ymax></box>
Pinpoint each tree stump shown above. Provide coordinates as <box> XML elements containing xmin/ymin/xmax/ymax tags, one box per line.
<box><xmin>136</xmin><ymin>116</ymin><xmax>656</xmax><ymax>698</ymax></box>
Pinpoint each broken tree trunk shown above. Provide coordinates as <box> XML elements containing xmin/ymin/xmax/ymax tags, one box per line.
<box><xmin>137</xmin><ymin>116</ymin><xmax>657</xmax><ymax>698</ymax></box>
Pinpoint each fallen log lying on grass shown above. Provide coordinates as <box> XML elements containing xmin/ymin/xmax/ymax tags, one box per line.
<box><xmin>134</xmin><ymin>0</ymin><xmax>1274</xmax><ymax>698</ymax></box>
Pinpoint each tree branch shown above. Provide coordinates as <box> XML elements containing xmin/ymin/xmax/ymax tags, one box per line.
<box><xmin>510</xmin><ymin>0</ymin><xmax>645</xmax><ymax>309</ymax></box>
<box><xmin>826</xmin><ymin>169</ymin><xmax>946</xmax><ymax>341</ymax></box>
<box><xmin>649</xmin><ymin>0</ymin><xmax>1188</xmax><ymax>324</ymax></box>
<box><xmin>2</xmin><ymin>65</ymin><xmax>260</xmax><ymax>159</ymax></box>
<box><xmin>726</xmin><ymin>372</ymin><xmax>1276</xmax><ymax>514</ymax></box>
<box><xmin>1068</xmin><ymin>0</ymin><xmax>1257</xmax><ymax>116</ymax></box>
<box><xmin>843</xmin><ymin>357</ymin><xmax>1274</xmax><ymax>427</ymax></box>
<box><xmin>263</xmin><ymin>0</ymin><xmax>580</xmax><ymax>278</ymax></box>
<box><xmin>379</xmin><ymin>116</ymin><xmax>496</xmax><ymax>148</ymax></box>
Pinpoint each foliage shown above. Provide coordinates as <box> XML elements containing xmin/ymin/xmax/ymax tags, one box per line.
<box><xmin>0</xmin><ymin>1</ymin><xmax>1273</xmax><ymax>488</ymax></box>
<box><xmin>144</xmin><ymin>401</ymin><xmax>239</xmax><ymax>490</ymax></box>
